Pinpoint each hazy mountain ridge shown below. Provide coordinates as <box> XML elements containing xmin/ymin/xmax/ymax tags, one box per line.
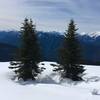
<box><xmin>0</xmin><ymin>31</ymin><xmax>100</xmax><ymax>64</ymax></box>
<box><xmin>0</xmin><ymin>31</ymin><xmax>20</xmax><ymax>46</ymax></box>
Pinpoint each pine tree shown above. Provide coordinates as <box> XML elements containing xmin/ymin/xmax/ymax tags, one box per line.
<box><xmin>55</xmin><ymin>20</ymin><xmax>85</xmax><ymax>81</ymax></box>
<box><xmin>9</xmin><ymin>18</ymin><xmax>41</xmax><ymax>81</ymax></box>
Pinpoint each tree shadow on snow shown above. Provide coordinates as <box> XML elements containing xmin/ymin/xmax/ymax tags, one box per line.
<box><xmin>9</xmin><ymin>74</ymin><xmax>59</xmax><ymax>86</ymax></box>
<box><xmin>84</xmin><ymin>76</ymin><xmax>100</xmax><ymax>83</ymax></box>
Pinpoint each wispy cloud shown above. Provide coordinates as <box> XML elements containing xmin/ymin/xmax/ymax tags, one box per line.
<box><xmin>0</xmin><ymin>0</ymin><xmax>100</xmax><ymax>32</ymax></box>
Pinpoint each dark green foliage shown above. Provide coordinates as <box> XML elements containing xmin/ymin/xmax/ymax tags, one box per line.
<box><xmin>9</xmin><ymin>18</ymin><xmax>41</xmax><ymax>81</ymax></box>
<box><xmin>55</xmin><ymin>20</ymin><xmax>85</xmax><ymax>81</ymax></box>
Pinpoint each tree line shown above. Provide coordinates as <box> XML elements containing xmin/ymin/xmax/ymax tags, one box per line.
<box><xmin>9</xmin><ymin>18</ymin><xmax>85</xmax><ymax>81</ymax></box>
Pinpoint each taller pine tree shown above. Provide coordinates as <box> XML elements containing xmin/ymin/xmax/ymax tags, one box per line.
<box><xmin>55</xmin><ymin>20</ymin><xmax>85</xmax><ymax>81</ymax></box>
<box><xmin>9</xmin><ymin>18</ymin><xmax>41</xmax><ymax>81</ymax></box>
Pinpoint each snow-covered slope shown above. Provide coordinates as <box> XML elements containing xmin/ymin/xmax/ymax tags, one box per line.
<box><xmin>0</xmin><ymin>62</ymin><xmax>100</xmax><ymax>100</ymax></box>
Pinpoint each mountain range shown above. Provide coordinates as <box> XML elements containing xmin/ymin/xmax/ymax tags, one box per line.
<box><xmin>0</xmin><ymin>31</ymin><xmax>100</xmax><ymax>65</ymax></box>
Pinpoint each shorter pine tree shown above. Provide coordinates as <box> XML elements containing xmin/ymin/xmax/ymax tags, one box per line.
<box><xmin>55</xmin><ymin>20</ymin><xmax>85</xmax><ymax>81</ymax></box>
<box><xmin>9</xmin><ymin>18</ymin><xmax>42</xmax><ymax>81</ymax></box>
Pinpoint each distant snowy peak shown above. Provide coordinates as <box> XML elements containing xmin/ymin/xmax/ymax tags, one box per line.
<box><xmin>90</xmin><ymin>32</ymin><xmax>100</xmax><ymax>38</ymax></box>
<box><xmin>80</xmin><ymin>32</ymin><xmax>100</xmax><ymax>38</ymax></box>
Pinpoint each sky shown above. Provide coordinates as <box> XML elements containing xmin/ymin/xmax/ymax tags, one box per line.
<box><xmin>0</xmin><ymin>0</ymin><xmax>100</xmax><ymax>33</ymax></box>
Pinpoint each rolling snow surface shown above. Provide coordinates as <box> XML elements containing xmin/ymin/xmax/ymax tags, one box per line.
<box><xmin>0</xmin><ymin>62</ymin><xmax>100</xmax><ymax>100</ymax></box>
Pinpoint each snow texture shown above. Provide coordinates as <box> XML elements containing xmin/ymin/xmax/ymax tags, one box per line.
<box><xmin>0</xmin><ymin>62</ymin><xmax>100</xmax><ymax>100</ymax></box>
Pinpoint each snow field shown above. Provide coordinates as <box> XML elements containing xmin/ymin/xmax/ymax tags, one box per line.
<box><xmin>0</xmin><ymin>62</ymin><xmax>100</xmax><ymax>100</ymax></box>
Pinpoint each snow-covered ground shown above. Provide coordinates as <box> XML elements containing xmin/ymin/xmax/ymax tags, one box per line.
<box><xmin>0</xmin><ymin>62</ymin><xmax>100</xmax><ymax>100</ymax></box>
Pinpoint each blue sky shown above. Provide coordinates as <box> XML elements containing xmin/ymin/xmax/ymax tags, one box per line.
<box><xmin>0</xmin><ymin>0</ymin><xmax>100</xmax><ymax>32</ymax></box>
